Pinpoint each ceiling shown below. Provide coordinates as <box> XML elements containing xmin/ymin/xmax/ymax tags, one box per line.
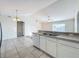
<box><xmin>34</xmin><ymin>0</ymin><xmax>79</xmax><ymax>21</ymax></box>
<box><xmin>0</xmin><ymin>0</ymin><xmax>58</xmax><ymax>16</ymax></box>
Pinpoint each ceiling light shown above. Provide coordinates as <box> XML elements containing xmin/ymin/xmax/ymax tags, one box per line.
<box><xmin>13</xmin><ymin>10</ymin><xmax>21</xmax><ymax>21</ymax></box>
<box><xmin>48</xmin><ymin>16</ymin><xmax>52</xmax><ymax>22</ymax></box>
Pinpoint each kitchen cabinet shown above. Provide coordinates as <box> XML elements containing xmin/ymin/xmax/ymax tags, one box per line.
<box><xmin>57</xmin><ymin>44</ymin><xmax>79</xmax><ymax>58</ymax></box>
<box><xmin>36</xmin><ymin>30</ymin><xmax>79</xmax><ymax>58</ymax></box>
<box><xmin>58</xmin><ymin>39</ymin><xmax>79</xmax><ymax>49</ymax></box>
<box><xmin>47</xmin><ymin>39</ymin><xmax>56</xmax><ymax>57</ymax></box>
<box><xmin>40</xmin><ymin>36</ymin><xmax>57</xmax><ymax>57</ymax></box>
<box><xmin>40</xmin><ymin>36</ymin><xmax>46</xmax><ymax>51</ymax></box>
<box><xmin>33</xmin><ymin>32</ymin><xmax>79</xmax><ymax>58</ymax></box>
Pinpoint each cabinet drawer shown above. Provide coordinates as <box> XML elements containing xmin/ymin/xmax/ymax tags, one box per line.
<box><xmin>57</xmin><ymin>44</ymin><xmax>79</xmax><ymax>58</ymax></box>
<box><xmin>58</xmin><ymin>39</ymin><xmax>79</xmax><ymax>49</ymax></box>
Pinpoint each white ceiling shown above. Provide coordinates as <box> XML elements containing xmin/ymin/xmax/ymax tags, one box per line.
<box><xmin>0</xmin><ymin>0</ymin><xmax>58</xmax><ymax>16</ymax></box>
<box><xmin>34</xmin><ymin>0</ymin><xmax>79</xmax><ymax>21</ymax></box>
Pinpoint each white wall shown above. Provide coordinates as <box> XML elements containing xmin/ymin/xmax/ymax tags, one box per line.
<box><xmin>0</xmin><ymin>15</ymin><xmax>41</xmax><ymax>39</ymax></box>
<box><xmin>24</xmin><ymin>16</ymin><xmax>41</xmax><ymax>36</ymax></box>
<box><xmin>0</xmin><ymin>16</ymin><xmax>17</xmax><ymax>40</ymax></box>
<box><xmin>52</xmin><ymin>18</ymin><xmax>75</xmax><ymax>32</ymax></box>
<box><xmin>32</xmin><ymin>0</ymin><xmax>79</xmax><ymax>32</ymax></box>
<box><xmin>40</xmin><ymin>22</ymin><xmax>52</xmax><ymax>31</ymax></box>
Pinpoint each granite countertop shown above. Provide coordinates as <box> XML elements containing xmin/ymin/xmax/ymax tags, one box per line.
<box><xmin>33</xmin><ymin>31</ymin><xmax>79</xmax><ymax>43</ymax></box>
<box><xmin>39</xmin><ymin>33</ymin><xmax>79</xmax><ymax>43</ymax></box>
<box><xmin>39</xmin><ymin>30</ymin><xmax>79</xmax><ymax>35</ymax></box>
<box><xmin>32</xmin><ymin>30</ymin><xmax>79</xmax><ymax>43</ymax></box>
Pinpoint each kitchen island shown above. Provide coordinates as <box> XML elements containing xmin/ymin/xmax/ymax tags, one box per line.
<box><xmin>32</xmin><ymin>30</ymin><xmax>79</xmax><ymax>58</ymax></box>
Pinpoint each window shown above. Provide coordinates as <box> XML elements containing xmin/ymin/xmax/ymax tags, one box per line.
<box><xmin>52</xmin><ymin>24</ymin><xmax>65</xmax><ymax>32</ymax></box>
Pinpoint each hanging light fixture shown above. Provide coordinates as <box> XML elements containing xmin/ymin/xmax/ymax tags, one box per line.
<box><xmin>13</xmin><ymin>10</ymin><xmax>21</xmax><ymax>21</ymax></box>
<box><xmin>48</xmin><ymin>16</ymin><xmax>51</xmax><ymax>22</ymax></box>
<box><xmin>48</xmin><ymin>16</ymin><xmax>53</xmax><ymax>22</ymax></box>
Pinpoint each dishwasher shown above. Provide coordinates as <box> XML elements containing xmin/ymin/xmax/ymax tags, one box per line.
<box><xmin>32</xmin><ymin>33</ymin><xmax>40</xmax><ymax>48</ymax></box>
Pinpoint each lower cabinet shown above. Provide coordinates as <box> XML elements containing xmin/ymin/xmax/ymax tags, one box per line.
<box><xmin>46</xmin><ymin>40</ymin><xmax>57</xmax><ymax>57</ymax></box>
<box><xmin>40</xmin><ymin>36</ymin><xmax>46</xmax><ymax>51</ymax></box>
<box><xmin>57</xmin><ymin>44</ymin><xmax>79</xmax><ymax>58</ymax></box>
<box><xmin>39</xmin><ymin>36</ymin><xmax>79</xmax><ymax>58</ymax></box>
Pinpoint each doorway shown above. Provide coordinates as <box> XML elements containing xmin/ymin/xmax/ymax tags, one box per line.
<box><xmin>17</xmin><ymin>21</ymin><xmax>24</xmax><ymax>37</ymax></box>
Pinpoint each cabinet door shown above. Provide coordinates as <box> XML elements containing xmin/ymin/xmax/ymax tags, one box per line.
<box><xmin>40</xmin><ymin>36</ymin><xmax>46</xmax><ymax>51</ymax></box>
<box><xmin>47</xmin><ymin>39</ymin><xmax>56</xmax><ymax>57</ymax></box>
<box><xmin>57</xmin><ymin>44</ymin><xmax>79</xmax><ymax>58</ymax></box>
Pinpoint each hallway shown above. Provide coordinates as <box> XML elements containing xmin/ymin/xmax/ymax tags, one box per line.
<box><xmin>0</xmin><ymin>37</ymin><xmax>50</xmax><ymax>58</ymax></box>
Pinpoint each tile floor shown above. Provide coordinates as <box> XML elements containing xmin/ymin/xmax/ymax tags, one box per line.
<box><xmin>0</xmin><ymin>36</ymin><xmax>50</xmax><ymax>58</ymax></box>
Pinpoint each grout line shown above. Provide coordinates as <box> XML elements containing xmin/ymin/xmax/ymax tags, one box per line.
<box><xmin>12</xmin><ymin>40</ymin><xmax>21</xmax><ymax>58</ymax></box>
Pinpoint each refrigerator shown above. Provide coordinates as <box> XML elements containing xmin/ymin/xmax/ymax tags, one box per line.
<box><xmin>0</xmin><ymin>22</ymin><xmax>2</xmax><ymax>48</ymax></box>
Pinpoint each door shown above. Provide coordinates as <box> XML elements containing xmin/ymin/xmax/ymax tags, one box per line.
<box><xmin>17</xmin><ymin>21</ymin><xmax>24</xmax><ymax>37</ymax></box>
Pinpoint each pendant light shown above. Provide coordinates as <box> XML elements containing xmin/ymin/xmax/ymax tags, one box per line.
<box><xmin>13</xmin><ymin>10</ymin><xmax>20</xmax><ymax>21</ymax></box>
<box><xmin>48</xmin><ymin>16</ymin><xmax>51</xmax><ymax>22</ymax></box>
<box><xmin>48</xmin><ymin>16</ymin><xmax>53</xmax><ymax>22</ymax></box>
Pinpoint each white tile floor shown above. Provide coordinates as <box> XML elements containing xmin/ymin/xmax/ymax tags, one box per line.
<box><xmin>0</xmin><ymin>36</ymin><xmax>50</xmax><ymax>58</ymax></box>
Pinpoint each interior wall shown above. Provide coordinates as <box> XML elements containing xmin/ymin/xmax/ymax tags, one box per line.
<box><xmin>41</xmin><ymin>22</ymin><xmax>52</xmax><ymax>31</ymax></box>
<box><xmin>52</xmin><ymin>18</ymin><xmax>75</xmax><ymax>32</ymax></box>
<box><xmin>0</xmin><ymin>16</ymin><xmax>17</xmax><ymax>40</ymax></box>
<box><xmin>31</xmin><ymin>0</ymin><xmax>78</xmax><ymax>32</ymax></box>
<box><xmin>0</xmin><ymin>15</ymin><xmax>41</xmax><ymax>39</ymax></box>
<box><xmin>24</xmin><ymin>16</ymin><xmax>41</xmax><ymax>36</ymax></box>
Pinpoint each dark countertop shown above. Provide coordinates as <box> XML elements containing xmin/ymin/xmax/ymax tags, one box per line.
<box><xmin>39</xmin><ymin>34</ymin><xmax>79</xmax><ymax>43</ymax></box>
<box><xmin>32</xmin><ymin>30</ymin><xmax>79</xmax><ymax>43</ymax></box>
<box><xmin>39</xmin><ymin>30</ymin><xmax>79</xmax><ymax>35</ymax></box>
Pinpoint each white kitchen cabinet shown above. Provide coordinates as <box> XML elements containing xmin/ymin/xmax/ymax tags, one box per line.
<box><xmin>46</xmin><ymin>39</ymin><xmax>57</xmax><ymax>57</ymax></box>
<box><xmin>58</xmin><ymin>39</ymin><xmax>79</xmax><ymax>49</ymax></box>
<box><xmin>39</xmin><ymin>34</ymin><xmax>79</xmax><ymax>58</ymax></box>
<box><xmin>40</xmin><ymin>36</ymin><xmax>46</xmax><ymax>51</ymax></box>
<box><xmin>57</xmin><ymin>44</ymin><xmax>79</xmax><ymax>58</ymax></box>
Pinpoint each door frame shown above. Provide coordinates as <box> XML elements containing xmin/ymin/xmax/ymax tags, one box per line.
<box><xmin>17</xmin><ymin>21</ymin><xmax>25</xmax><ymax>37</ymax></box>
